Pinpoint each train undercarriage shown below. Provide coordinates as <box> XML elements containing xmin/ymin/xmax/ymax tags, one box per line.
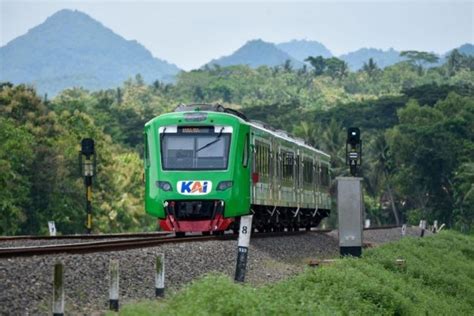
<box><xmin>159</xmin><ymin>200</ymin><xmax>330</xmax><ymax>236</ymax></box>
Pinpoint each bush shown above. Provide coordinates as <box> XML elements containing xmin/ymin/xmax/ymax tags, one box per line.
<box><xmin>116</xmin><ymin>231</ymin><xmax>474</xmax><ymax>315</ymax></box>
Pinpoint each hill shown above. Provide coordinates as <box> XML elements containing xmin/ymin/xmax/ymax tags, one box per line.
<box><xmin>340</xmin><ymin>47</ymin><xmax>405</xmax><ymax>70</ymax></box>
<box><xmin>206</xmin><ymin>39</ymin><xmax>304</xmax><ymax>69</ymax></box>
<box><xmin>450</xmin><ymin>43</ymin><xmax>474</xmax><ymax>56</ymax></box>
<box><xmin>0</xmin><ymin>9</ymin><xmax>180</xmax><ymax>96</ymax></box>
<box><xmin>277</xmin><ymin>39</ymin><xmax>333</xmax><ymax>62</ymax></box>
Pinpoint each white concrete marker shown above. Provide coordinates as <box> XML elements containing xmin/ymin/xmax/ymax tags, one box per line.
<box><xmin>48</xmin><ymin>221</ymin><xmax>57</xmax><ymax>236</ymax></box>
<box><xmin>155</xmin><ymin>254</ymin><xmax>165</xmax><ymax>297</ymax></box>
<box><xmin>401</xmin><ymin>224</ymin><xmax>407</xmax><ymax>237</ymax></box>
<box><xmin>109</xmin><ymin>260</ymin><xmax>119</xmax><ymax>311</ymax></box>
<box><xmin>234</xmin><ymin>215</ymin><xmax>253</xmax><ymax>282</ymax></box>
<box><xmin>52</xmin><ymin>262</ymin><xmax>64</xmax><ymax>316</ymax></box>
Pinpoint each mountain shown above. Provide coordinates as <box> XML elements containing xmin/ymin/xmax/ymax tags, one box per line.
<box><xmin>277</xmin><ymin>39</ymin><xmax>333</xmax><ymax>62</ymax></box>
<box><xmin>450</xmin><ymin>43</ymin><xmax>474</xmax><ymax>56</ymax></box>
<box><xmin>0</xmin><ymin>9</ymin><xmax>180</xmax><ymax>96</ymax></box>
<box><xmin>206</xmin><ymin>39</ymin><xmax>304</xmax><ymax>69</ymax></box>
<box><xmin>340</xmin><ymin>48</ymin><xmax>405</xmax><ymax>70</ymax></box>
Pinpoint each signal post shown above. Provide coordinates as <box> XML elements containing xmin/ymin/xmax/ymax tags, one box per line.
<box><xmin>79</xmin><ymin>138</ymin><xmax>96</xmax><ymax>234</ymax></box>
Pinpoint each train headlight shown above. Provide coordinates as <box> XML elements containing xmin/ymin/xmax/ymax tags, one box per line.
<box><xmin>157</xmin><ymin>181</ymin><xmax>172</xmax><ymax>191</ymax></box>
<box><xmin>216</xmin><ymin>181</ymin><xmax>233</xmax><ymax>191</ymax></box>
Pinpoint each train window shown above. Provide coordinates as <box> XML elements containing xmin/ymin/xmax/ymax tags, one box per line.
<box><xmin>242</xmin><ymin>133</ymin><xmax>249</xmax><ymax>167</ymax></box>
<box><xmin>276</xmin><ymin>152</ymin><xmax>281</xmax><ymax>178</ymax></box>
<box><xmin>255</xmin><ymin>141</ymin><xmax>270</xmax><ymax>177</ymax></box>
<box><xmin>303</xmin><ymin>158</ymin><xmax>313</xmax><ymax>184</ymax></box>
<box><xmin>321</xmin><ymin>165</ymin><xmax>330</xmax><ymax>187</ymax></box>
<box><xmin>282</xmin><ymin>150</ymin><xmax>294</xmax><ymax>181</ymax></box>
<box><xmin>315</xmin><ymin>163</ymin><xmax>320</xmax><ymax>186</ymax></box>
<box><xmin>161</xmin><ymin>133</ymin><xmax>231</xmax><ymax>170</ymax></box>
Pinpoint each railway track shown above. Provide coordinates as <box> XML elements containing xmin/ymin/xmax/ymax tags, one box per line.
<box><xmin>0</xmin><ymin>226</ymin><xmax>400</xmax><ymax>258</ymax></box>
<box><xmin>0</xmin><ymin>230</ymin><xmax>315</xmax><ymax>258</ymax></box>
<box><xmin>0</xmin><ymin>231</ymin><xmax>171</xmax><ymax>241</ymax></box>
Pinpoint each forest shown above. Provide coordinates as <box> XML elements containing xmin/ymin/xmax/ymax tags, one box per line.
<box><xmin>1</xmin><ymin>49</ymin><xmax>473</xmax><ymax>235</ymax></box>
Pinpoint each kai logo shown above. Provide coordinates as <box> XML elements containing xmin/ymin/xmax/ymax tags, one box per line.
<box><xmin>177</xmin><ymin>180</ymin><xmax>212</xmax><ymax>195</ymax></box>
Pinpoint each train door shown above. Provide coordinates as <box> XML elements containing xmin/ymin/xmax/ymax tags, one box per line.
<box><xmin>316</xmin><ymin>156</ymin><xmax>321</xmax><ymax>208</ymax></box>
<box><xmin>296</xmin><ymin>149</ymin><xmax>302</xmax><ymax>208</ymax></box>
<box><xmin>253</xmin><ymin>137</ymin><xmax>272</xmax><ymax>205</ymax></box>
<box><xmin>276</xmin><ymin>144</ymin><xmax>282</xmax><ymax>205</ymax></box>
<box><xmin>280</xmin><ymin>146</ymin><xmax>295</xmax><ymax>207</ymax></box>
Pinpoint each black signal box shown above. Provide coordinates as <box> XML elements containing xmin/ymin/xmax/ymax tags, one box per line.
<box><xmin>81</xmin><ymin>138</ymin><xmax>95</xmax><ymax>157</ymax></box>
<box><xmin>347</xmin><ymin>127</ymin><xmax>360</xmax><ymax>146</ymax></box>
<box><xmin>346</xmin><ymin>127</ymin><xmax>362</xmax><ymax>176</ymax></box>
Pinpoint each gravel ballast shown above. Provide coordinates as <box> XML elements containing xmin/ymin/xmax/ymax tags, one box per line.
<box><xmin>0</xmin><ymin>227</ymin><xmax>426</xmax><ymax>315</ymax></box>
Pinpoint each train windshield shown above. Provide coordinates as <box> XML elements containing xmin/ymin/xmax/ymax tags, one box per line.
<box><xmin>161</xmin><ymin>131</ymin><xmax>231</xmax><ymax>170</ymax></box>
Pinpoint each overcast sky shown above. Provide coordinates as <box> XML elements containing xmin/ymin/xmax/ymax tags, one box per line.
<box><xmin>1</xmin><ymin>0</ymin><xmax>473</xmax><ymax>70</ymax></box>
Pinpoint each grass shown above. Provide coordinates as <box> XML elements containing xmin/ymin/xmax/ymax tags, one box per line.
<box><xmin>112</xmin><ymin>231</ymin><xmax>474</xmax><ymax>315</ymax></box>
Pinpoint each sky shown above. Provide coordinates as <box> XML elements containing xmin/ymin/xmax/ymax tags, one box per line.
<box><xmin>1</xmin><ymin>0</ymin><xmax>473</xmax><ymax>70</ymax></box>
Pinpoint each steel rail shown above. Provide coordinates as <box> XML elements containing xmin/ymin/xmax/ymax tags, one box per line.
<box><xmin>0</xmin><ymin>230</ymin><xmax>311</xmax><ymax>258</ymax></box>
<box><xmin>0</xmin><ymin>231</ymin><xmax>171</xmax><ymax>242</ymax></box>
<box><xmin>0</xmin><ymin>226</ymin><xmax>402</xmax><ymax>258</ymax></box>
<box><xmin>0</xmin><ymin>225</ymin><xmax>400</xmax><ymax>242</ymax></box>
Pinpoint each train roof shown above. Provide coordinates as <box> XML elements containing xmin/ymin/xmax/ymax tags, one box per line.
<box><xmin>247</xmin><ymin>120</ymin><xmax>330</xmax><ymax>158</ymax></box>
<box><xmin>150</xmin><ymin>103</ymin><xmax>330</xmax><ymax>159</ymax></box>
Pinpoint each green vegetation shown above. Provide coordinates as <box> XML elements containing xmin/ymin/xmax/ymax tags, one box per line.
<box><xmin>0</xmin><ymin>47</ymin><xmax>473</xmax><ymax>235</ymax></box>
<box><xmin>112</xmin><ymin>231</ymin><xmax>474</xmax><ymax>315</ymax></box>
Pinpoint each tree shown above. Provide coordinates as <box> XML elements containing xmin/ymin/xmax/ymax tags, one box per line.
<box><xmin>365</xmin><ymin>133</ymin><xmax>400</xmax><ymax>225</ymax></box>
<box><xmin>453</xmin><ymin>162</ymin><xmax>474</xmax><ymax>233</ymax></box>
<box><xmin>387</xmin><ymin>93</ymin><xmax>474</xmax><ymax>227</ymax></box>
<box><xmin>362</xmin><ymin>58</ymin><xmax>380</xmax><ymax>79</ymax></box>
<box><xmin>445</xmin><ymin>49</ymin><xmax>474</xmax><ymax>76</ymax></box>
<box><xmin>283</xmin><ymin>59</ymin><xmax>293</xmax><ymax>72</ymax></box>
<box><xmin>400</xmin><ymin>50</ymin><xmax>439</xmax><ymax>75</ymax></box>
<box><xmin>0</xmin><ymin>118</ymin><xmax>34</xmax><ymax>235</ymax></box>
<box><xmin>305</xmin><ymin>56</ymin><xmax>326</xmax><ymax>76</ymax></box>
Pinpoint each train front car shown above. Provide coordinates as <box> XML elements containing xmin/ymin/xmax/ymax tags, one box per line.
<box><xmin>144</xmin><ymin>106</ymin><xmax>251</xmax><ymax>235</ymax></box>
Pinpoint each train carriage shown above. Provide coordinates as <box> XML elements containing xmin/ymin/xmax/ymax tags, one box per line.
<box><xmin>144</xmin><ymin>104</ymin><xmax>331</xmax><ymax>235</ymax></box>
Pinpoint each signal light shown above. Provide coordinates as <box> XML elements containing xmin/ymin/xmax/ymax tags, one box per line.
<box><xmin>346</xmin><ymin>127</ymin><xmax>362</xmax><ymax>176</ymax></box>
<box><xmin>347</xmin><ymin>128</ymin><xmax>360</xmax><ymax>146</ymax></box>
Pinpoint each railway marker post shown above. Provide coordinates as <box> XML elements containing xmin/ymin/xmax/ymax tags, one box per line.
<box><xmin>364</xmin><ymin>219</ymin><xmax>371</xmax><ymax>228</ymax></box>
<box><xmin>109</xmin><ymin>260</ymin><xmax>119</xmax><ymax>311</ymax></box>
<box><xmin>401</xmin><ymin>224</ymin><xmax>407</xmax><ymax>237</ymax></box>
<box><xmin>155</xmin><ymin>254</ymin><xmax>165</xmax><ymax>297</ymax></box>
<box><xmin>419</xmin><ymin>220</ymin><xmax>426</xmax><ymax>237</ymax></box>
<box><xmin>48</xmin><ymin>221</ymin><xmax>57</xmax><ymax>236</ymax></box>
<box><xmin>234</xmin><ymin>215</ymin><xmax>253</xmax><ymax>282</ymax></box>
<box><xmin>52</xmin><ymin>262</ymin><xmax>64</xmax><ymax>316</ymax></box>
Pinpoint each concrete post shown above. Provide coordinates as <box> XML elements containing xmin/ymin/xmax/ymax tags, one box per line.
<box><xmin>109</xmin><ymin>260</ymin><xmax>119</xmax><ymax>311</ymax></box>
<box><xmin>52</xmin><ymin>262</ymin><xmax>64</xmax><ymax>316</ymax></box>
<box><xmin>155</xmin><ymin>254</ymin><xmax>165</xmax><ymax>297</ymax></box>
<box><xmin>337</xmin><ymin>177</ymin><xmax>364</xmax><ymax>257</ymax></box>
<box><xmin>401</xmin><ymin>224</ymin><xmax>407</xmax><ymax>237</ymax></box>
<box><xmin>364</xmin><ymin>219</ymin><xmax>371</xmax><ymax>228</ymax></box>
<box><xmin>234</xmin><ymin>215</ymin><xmax>253</xmax><ymax>282</ymax></box>
<box><xmin>420</xmin><ymin>220</ymin><xmax>426</xmax><ymax>237</ymax></box>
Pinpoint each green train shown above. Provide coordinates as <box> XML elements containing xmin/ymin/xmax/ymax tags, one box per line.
<box><xmin>144</xmin><ymin>104</ymin><xmax>331</xmax><ymax>235</ymax></box>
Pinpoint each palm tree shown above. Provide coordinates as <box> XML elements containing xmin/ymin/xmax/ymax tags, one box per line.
<box><xmin>362</xmin><ymin>58</ymin><xmax>379</xmax><ymax>79</ymax></box>
<box><xmin>366</xmin><ymin>133</ymin><xmax>400</xmax><ymax>225</ymax></box>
